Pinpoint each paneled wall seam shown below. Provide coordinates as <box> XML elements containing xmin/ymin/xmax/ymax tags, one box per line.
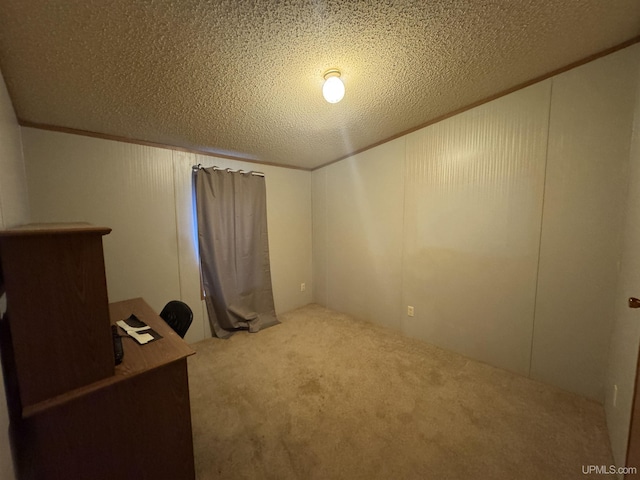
<box><xmin>324</xmin><ymin>170</ymin><xmax>329</xmax><ymax>306</ymax></box>
<box><xmin>310</xmin><ymin>170</ymin><xmax>315</xmax><ymax>303</ymax></box>
<box><xmin>399</xmin><ymin>136</ymin><xmax>408</xmax><ymax>328</ymax></box>
<box><xmin>19</xmin><ymin>130</ymin><xmax>29</xmax><ymax>223</ymax></box>
<box><xmin>528</xmin><ymin>80</ymin><xmax>554</xmax><ymax>377</ymax></box>
<box><xmin>171</xmin><ymin>151</ymin><xmax>183</xmax><ymax>302</ymax></box>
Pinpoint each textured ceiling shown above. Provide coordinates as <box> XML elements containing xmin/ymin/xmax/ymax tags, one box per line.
<box><xmin>0</xmin><ymin>1</ymin><xmax>639</xmax><ymax>170</ymax></box>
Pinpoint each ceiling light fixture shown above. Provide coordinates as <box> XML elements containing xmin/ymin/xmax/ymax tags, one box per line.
<box><xmin>322</xmin><ymin>69</ymin><xmax>345</xmax><ymax>104</ymax></box>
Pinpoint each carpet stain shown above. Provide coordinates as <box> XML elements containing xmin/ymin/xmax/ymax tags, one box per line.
<box><xmin>299</xmin><ymin>378</ymin><xmax>323</xmax><ymax>395</ymax></box>
<box><xmin>396</xmin><ymin>412</ymin><xmax>413</xmax><ymax>424</ymax></box>
<box><xmin>428</xmin><ymin>369</ymin><xmax>444</xmax><ymax>386</ymax></box>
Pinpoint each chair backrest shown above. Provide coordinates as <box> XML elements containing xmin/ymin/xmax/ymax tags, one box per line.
<box><xmin>159</xmin><ymin>300</ymin><xmax>193</xmax><ymax>338</ymax></box>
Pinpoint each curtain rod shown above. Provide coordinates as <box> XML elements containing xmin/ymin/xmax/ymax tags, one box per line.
<box><xmin>192</xmin><ymin>164</ymin><xmax>265</xmax><ymax>177</ymax></box>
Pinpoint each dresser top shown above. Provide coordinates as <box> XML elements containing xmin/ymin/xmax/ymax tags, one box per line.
<box><xmin>0</xmin><ymin>222</ymin><xmax>111</xmax><ymax>237</ymax></box>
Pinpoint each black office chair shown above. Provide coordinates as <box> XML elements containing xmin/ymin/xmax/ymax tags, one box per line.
<box><xmin>159</xmin><ymin>300</ymin><xmax>193</xmax><ymax>338</ymax></box>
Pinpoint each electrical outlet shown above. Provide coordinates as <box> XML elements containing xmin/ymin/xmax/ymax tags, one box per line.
<box><xmin>407</xmin><ymin>306</ymin><xmax>414</xmax><ymax>317</ymax></box>
<box><xmin>300</xmin><ymin>283</ymin><xmax>306</xmax><ymax>292</ymax></box>
<box><xmin>613</xmin><ymin>384</ymin><xmax>618</xmax><ymax>408</ymax></box>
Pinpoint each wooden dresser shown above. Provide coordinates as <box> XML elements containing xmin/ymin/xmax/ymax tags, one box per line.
<box><xmin>0</xmin><ymin>224</ymin><xmax>195</xmax><ymax>480</ymax></box>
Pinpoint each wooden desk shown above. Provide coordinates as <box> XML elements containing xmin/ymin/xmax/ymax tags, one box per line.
<box><xmin>13</xmin><ymin>298</ymin><xmax>196</xmax><ymax>480</ymax></box>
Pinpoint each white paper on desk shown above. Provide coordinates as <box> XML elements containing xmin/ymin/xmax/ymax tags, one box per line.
<box><xmin>116</xmin><ymin>320</ymin><xmax>150</xmax><ymax>333</ymax></box>
<box><xmin>116</xmin><ymin>320</ymin><xmax>153</xmax><ymax>345</ymax></box>
<box><xmin>128</xmin><ymin>330</ymin><xmax>154</xmax><ymax>344</ymax></box>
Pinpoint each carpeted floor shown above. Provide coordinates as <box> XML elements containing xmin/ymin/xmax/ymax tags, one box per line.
<box><xmin>187</xmin><ymin>304</ymin><xmax>613</xmax><ymax>480</ymax></box>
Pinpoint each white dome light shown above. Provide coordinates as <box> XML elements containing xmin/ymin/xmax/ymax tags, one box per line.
<box><xmin>322</xmin><ymin>69</ymin><xmax>345</xmax><ymax>104</ymax></box>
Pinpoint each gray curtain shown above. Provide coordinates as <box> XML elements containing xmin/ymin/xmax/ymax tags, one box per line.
<box><xmin>195</xmin><ymin>167</ymin><xmax>279</xmax><ymax>338</ymax></box>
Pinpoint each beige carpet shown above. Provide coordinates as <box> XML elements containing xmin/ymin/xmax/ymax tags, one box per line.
<box><xmin>187</xmin><ymin>304</ymin><xmax>613</xmax><ymax>480</ymax></box>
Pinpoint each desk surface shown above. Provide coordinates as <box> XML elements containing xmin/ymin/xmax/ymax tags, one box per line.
<box><xmin>23</xmin><ymin>297</ymin><xmax>195</xmax><ymax>418</ymax></box>
<box><xmin>110</xmin><ymin>297</ymin><xmax>196</xmax><ymax>377</ymax></box>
